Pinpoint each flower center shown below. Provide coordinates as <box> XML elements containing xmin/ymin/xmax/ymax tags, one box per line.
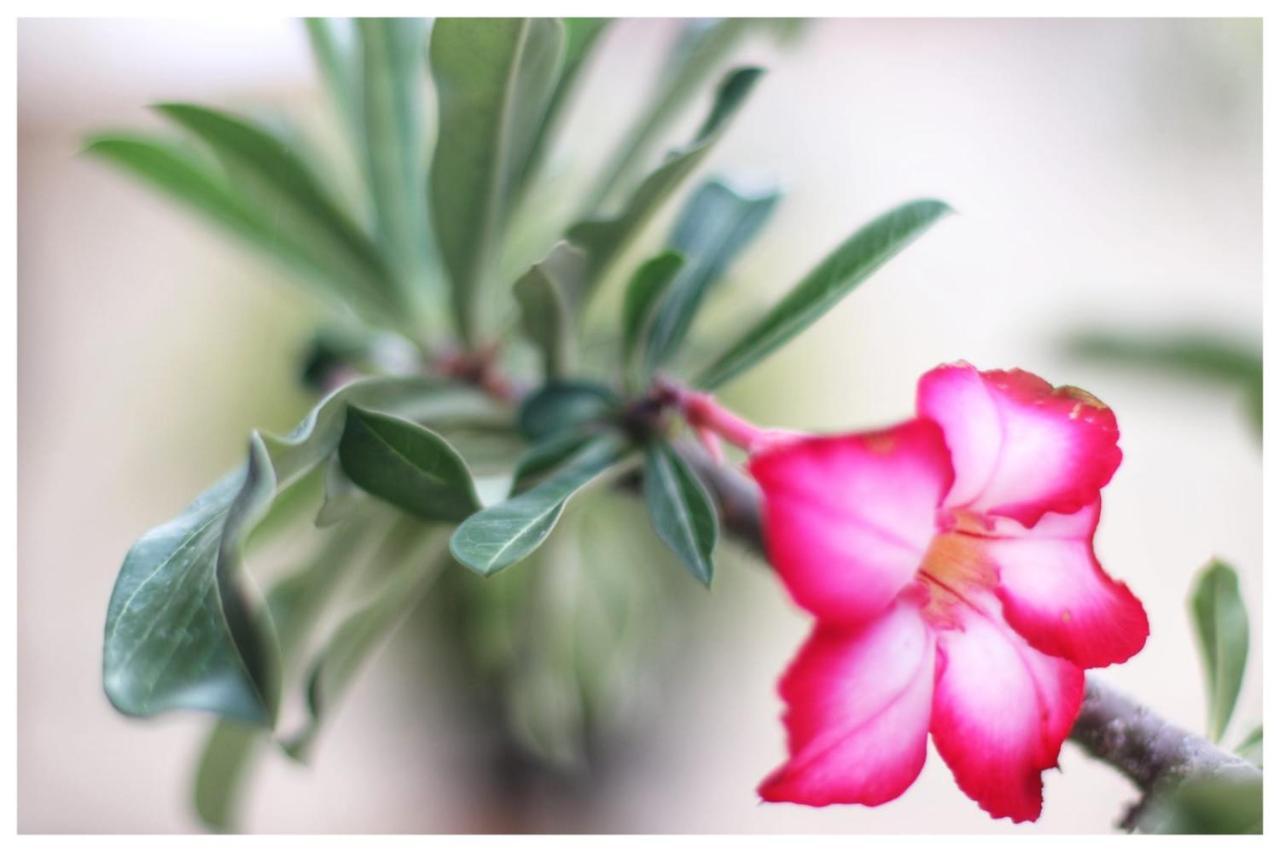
<box><xmin>915</xmin><ymin>511</ymin><xmax>997</xmax><ymax>627</ymax></box>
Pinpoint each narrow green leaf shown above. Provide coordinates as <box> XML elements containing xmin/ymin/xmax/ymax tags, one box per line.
<box><xmin>357</xmin><ymin>18</ymin><xmax>430</xmax><ymax>296</ymax></box>
<box><xmin>566</xmin><ymin>66</ymin><xmax>764</xmax><ymax>294</ymax></box>
<box><xmin>696</xmin><ymin>198</ymin><xmax>952</xmax><ymax>389</ymax></box>
<box><xmin>1190</xmin><ymin>559</ymin><xmax>1250</xmax><ymax>742</ymax></box>
<box><xmin>645</xmin><ymin>179</ymin><xmax>779</xmax><ymax>372</ymax></box>
<box><xmin>102</xmin><ymin>377</ymin><xmax>470</xmax><ymax>724</ymax></box>
<box><xmin>315</xmin><ymin>453</ymin><xmax>363</xmax><ymax>528</ymax></box>
<box><xmin>450</xmin><ymin>434</ymin><xmax>630</xmax><ymax>575</ymax></box>
<box><xmin>621</xmin><ymin>251</ymin><xmax>685</xmax><ymax>387</ymax></box>
<box><xmin>509</xmin><ymin>431</ymin><xmax>594</xmax><ymax>495</ymax></box>
<box><xmin>1236</xmin><ymin>725</ymin><xmax>1262</xmax><ymax>767</ymax></box>
<box><xmin>338</xmin><ymin>406</ymin><xmax>483</xmax><ymax>522</ymax></box>
<box><xmin>1138</xmin><ymin>772</ymin><xmax>1263</xmax><ymax>834</ymax></box>
<box><xmin>304</xmin><ymin>18</ymin><xmax>360</xmax><ymax>141</ymax></box>
<box><xmin>429</xmin><ymin>18</ymin><xmax>566</xmax><ymax>344</ymax></box>
<box><xmin>516</xmin><ymin>380</ymin><xmax>619</xmax><ymax>443</ymax></box>
<box><xmin>193</xmin><ymin>518</ymin><xmax>372</xmax><ymax>831</ymax></box>
<box><xmin>585</xmin><ymin>18</ymin><xmax>755</xmax><ymax>212</ymax></box>
<box><xmin>517</xmin><ymin>17</ymin><xmax>612</xmax><ymax>193</ymax></box>
<box><xmin>643</xmin><ymin>443</ymin><xmax>718</xmax><ymax>586</ymax></box>
<box><xmin>1064</xmin><ymin>331</ymin><xmax>1263</xmax><ymax>437</ymax></box>
<box><xmin>154</xmin><ymin>103</ymin><xmax>400</xmax><ymax>321</ymax></box>
<box><xmin>513</xmin><ymin>241</ymin><xmax>586</xmax><ymax>379</ymax></box>
<box><xmin>284</xmin><ymin>523</ymin><xmax>449</xmax><ymax>761</ymax></box>
<box><xmin>192</xmin><ymin>721</ymin><xmax>260</xmax><ymax>833</ymax></box>
<box><xmin>1066</xmin><ymin>332</ymin><xmax>1263</xmax><ymax>385</ymax></box>
<box><xmin>85</xmin><ymin>134</ymin><xmax>376</xmax><ymax>315</ymax></box>
<box><xmin>85</xmin><ymin>134</ymin><xmax>274</xmax><ymax>242</ymax></box>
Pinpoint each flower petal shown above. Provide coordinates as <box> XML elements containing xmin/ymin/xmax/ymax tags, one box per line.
<box><xmin>917</xmin><ymin>362</ymin><xmax>1122</xmax><ymax>526</ymax></box>
<box><xmin>749</xmin><ymin>419</ymin><xmax>953</xmax><ymax>623</ymax></box>
<box><xmin>759</xmin><ymin>597</ymin><xmax>936</xmax><ymax>806</ymax></box>
<box><xmin>984</xmin><ymin>502</ymin><xmax>1148</xmax><ymax>668</ymax></box>
<box><xmin>930</xmin><ymin>595</ymin><xmax>1084</xmax><ymax>822</ymax></box>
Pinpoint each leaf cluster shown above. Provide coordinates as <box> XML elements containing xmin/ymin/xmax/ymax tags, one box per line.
<box><xmin>92</xmin><ymin>18</ymin><xmax>952</xmax><ymax>829</ymax></box>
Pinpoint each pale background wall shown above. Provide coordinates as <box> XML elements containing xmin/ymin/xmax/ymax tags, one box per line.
<box><xmin>17</xmin><ymin>17</ymin><xmax>1261</xmax><ymax>833</ymax></box>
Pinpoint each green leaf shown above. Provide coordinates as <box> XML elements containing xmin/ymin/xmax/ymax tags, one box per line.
<box><xmin>621</xmin><ymin>251</ymin><xmax>685</xmax><ymax>388</ymax></box>
<box><xmin>517</xmin><ymin>17</ymin><xmax>612</xmax><ymax>193</ymax></box>
<box><xmin>192</xmin><ymin>721</ymin><xmax>260</xmax><ymax>833</ymax></box>
<box><xmin>84</xmin><ymin>134</ymin><xmax>380</xmax><ymax>317</ymax></box>
<box><xmin>429</xmin><ymin>18</ymin><xmax>566</xmax><ymax>344</ymax></box>
<box><xmin>103</xmin><ymin>377</ymin><xmax>469</xmax><ymax>724</ymax></box>
<box><xmin>566</xmin><ymin>66</ymin><xmax>764</xmax><ymax>294</ymax></box>
<box><xmin>337</xmin><ymin>406</ymin><xmax>483</xmax><ymax>522</ymax></box>
<box><xmin>513</xmin><ymin>241</ymin><xmax>586</xmax><ymax>379</ymax></box>
<box><xmin>1138</xmin><ymin>772</ymin><xmax>1263</xmax><ymax>834</ymax></box>
<box><xmin>153</xmin><ymin>103</ymin><xmax>401</xmax><ymax>322</ymax></box>
<box><xmin>645</xmin><ymin>178</ymin><xmax>779</xmax><ymax>373</ymax></box>
<box><xmin>1190</xmin><ymin>559</ymin><xmax>1250</xmax><ymax>742</ymax></box>
<box><xmin>193</xmin><ymin>518</ymin><xmax>372</xmax><ymax>831</ymax></box>
<box><xmin>450</xmin><ymin>434</ymin><xmax>631</xmax><ymax>575</ymax></box>
<box><xmin>1236</xmin><ymin>725</ymin><xmax>1262</xmax><ymax>767</ymax></box>
<box><xmin>585</xmin><ymin>18</ymin><xmax>756</xmax><ymax>211</ymax></box>
<box><xmin>304</xmin><ymin>19</ymin><xmax>360</xmax><ymax>141</ymax></box>
<box><xmin>356</xmin><ymin>18</ymin><xmax>431</xmax><ymax>299</ymax></box>
<box><xmin>1064</xmin><ymin>331</ymin><xmax>1263</xmax><ymax>437</ymax></box>
<box><xmin>284</xmin><ymin>521</ymin><xmax>450</xmax><ymax>761</ymax></box>
<box><xmin>315</xmin><ymin>453</ymin><xmax>363</xmax><ymax>528</ymax></box>
<box><xmin>643</xmin><ymin>443</ymin><xmax>718</xmax><ymax>586</ymax></box>
<box><xmin>103</xmin><ymin>470</ymin><xmax>270</xmax><ymax>724</ymax></box>
<box><xmin>509</xmin><ymin>431</ymin><xmax>595</xmax><ymax>495</ymax></box>
<box><xmin>696</xmin><ymin>198</ymin><xmax>952</xmax><ymax>389</ymax></box>
<box><xmin>516</xmin><ymin>380</ymin><xmax>619</xmax><ymax>443</ymax></box>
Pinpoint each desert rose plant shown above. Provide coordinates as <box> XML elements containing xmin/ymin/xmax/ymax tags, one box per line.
<box><xmin>90</xmin><ymin>17</ymin><xmax>1261</xmax><ymax>832</ymax></box>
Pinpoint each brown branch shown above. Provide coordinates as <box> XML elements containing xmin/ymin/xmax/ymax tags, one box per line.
<box><xmin>677</xmin><ymin>440</ymin><xmax>1262</xmax><ymax>807</ymax></box>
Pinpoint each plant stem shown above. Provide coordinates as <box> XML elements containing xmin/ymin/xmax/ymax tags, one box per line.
<box><xmin>654</xmin><ymin>379</ymin><xmax>798</xmax><ymax>453</ymax></box>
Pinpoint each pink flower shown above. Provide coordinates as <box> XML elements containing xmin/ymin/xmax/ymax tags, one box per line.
<box><xmin>708</xmin><ymin>363</ymin><xmax>1148</xmax><ymax>821</ymax></box>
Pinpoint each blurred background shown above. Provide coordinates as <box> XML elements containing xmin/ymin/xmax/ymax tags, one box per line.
<box><xmin>17</xmin><ymin>17</ymin><xmax>1261</xmax><ymax>833</ymax></box>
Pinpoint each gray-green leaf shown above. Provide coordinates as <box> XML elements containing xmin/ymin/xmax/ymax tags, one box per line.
<box><xmin>509</xmin><ymin>431</ymin><xmax>595</xmax><ymax>495</ymax></box>
<box><xmin>585</xmin><ymin>18</ymin><xmax>756</xmax><ymax>212</ymax></box>
<box><xmin>450</xmin><ymin>434</ymin><xmax>631</xmax><ymax>575</ymax></box>
<box><xmin>1236</xmin><ymin>725</ymin><xmax>1262</xmax><ymax>767</ymax></box>
<box><xmin>516</xmin><ymin>380</ymin><xmax>619</xmax><ymax>444</ymax></box>
<box><xmin>643</xmin><ymin>442</ymin><xmax>718</xmax><ymax>586</ymax></box>
<box><xmin>1064</xmin><ymin>331</ymin><xmax>1263</xmax><ymax>437</ymax></box>
<box><xmin>315</xmin><ymin>453</ymin><xmax>363</xmax><ymax>528</ymax></box>
<box><xmin>1137</xmin><ymin>772</ymin><xmax>1263</xmax><ymax>834</ymax></box>
<box><xmin>338</xmin><ymin>406</ymin><xmax>483</xmax><ymax>523</ymax></box>
<box><xmin>1190</xmin><ymin>558</ymin><xmax>1250</xmax><ymax>742</ymax></box>
<box><xmin>428</xmin><ymin>18</ymin><xmax>566</xmax><ymax>344</ymax></box>
<box><xmin>517</xmin><ymin>17</ymin><xmax>612</xmax><ymax>193</ymax></box>
<box><xmin>304</xmin><ymin>19</ymin><xmax>361</xmax><ymax>146</ymax></box>
<box><xmin>696</xmin><ymin>198</ymin><xmax>952</xmax><ymax>389</ymax></box>
<box><xmin>357</xmin><ymin>18</ymin><xmax>431</xmax><ymax>298</ymax></box>
<box><xmin>645</xmin><ymin>178</ymin><xmax>779</xmax><ymax>373</ymax></box>
<box><xmin>621</xmin><ymin>251</ymin><xmax>685</xmax><ymax>388</ymax></box>
<box><xmin>283</xmin><ymin>523</ymin><xmax>450</xmax><ymax>761</ymax></box>
<box><xmin>153</xmin><ymin>103</ymin><xmax>401</xmax><ymax>323</ymax></box>
<box><xmin>193</xmin><ymin>517</ymin><xmax>373</xmax><ymax>831</ymax></box>
<box><xmin>513</xmin><ymin>241</ymin><xmax>586</xmax><ymax>379</ymax></box>
<box><xmin>102</xmin><ymin>377</ymin><xmax>467</xmax><ymax>724</ymax></box>
<box><xmin>84</xmin><ymin>134</ymin><xmax>389</xmax><ymax>322</ymax></box>
<box><xmin>103</xmin><ymin>470</ymin><xmax>270</xmax><ymax>724</ymax></box>
<box><xmin>566</xmin><ymin>66</ymin><xmax>764</xmax><ymax>295</ymax></box>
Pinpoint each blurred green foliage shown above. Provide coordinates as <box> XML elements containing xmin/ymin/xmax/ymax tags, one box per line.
<box><xmin>1065</xmin><ymin>330</ymin><xmax>1261</xmax><ymax>436</ymax></box>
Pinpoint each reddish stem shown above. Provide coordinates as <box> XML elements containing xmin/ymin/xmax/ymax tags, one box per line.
<box><xmin>655</xmin><ymin>379</ymin><xmax>779</xmax><ymax>454</ymax></box>
<box><xmin>435</xmin><ymin>344</ymin><xmax>519</xmax><ymax>403</ymax></box>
